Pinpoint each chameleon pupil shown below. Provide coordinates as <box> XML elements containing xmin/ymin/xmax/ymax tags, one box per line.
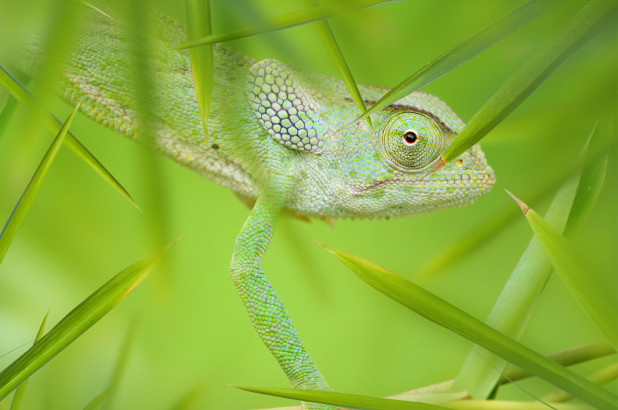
<box><xmin>403</xmin><ymin>130</ymin><xmax>418</xmax><ymax>145</ymax></box>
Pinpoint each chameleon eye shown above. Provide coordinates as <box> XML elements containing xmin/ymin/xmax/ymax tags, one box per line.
<box><xmin>380</xmin><ymin>112</ymin><xmax>446</xmax><ymax>172</ymax></box>
<box><xmin>403</xmin><ymin>130</ymin><xmax>418</xmax><ymax>145</ymax></box>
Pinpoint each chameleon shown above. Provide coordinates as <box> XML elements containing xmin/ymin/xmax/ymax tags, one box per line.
<box><xmin>21</xmin><ymin>3</ymin><xmax>494</xmax><ymax>408</ymax></box>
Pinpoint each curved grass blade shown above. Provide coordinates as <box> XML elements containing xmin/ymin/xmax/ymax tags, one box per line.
<box><xmin>0</xmin><ymin>95</ymin><xmax>19</xmax><ymax>138</ymax></box>
<box><xmin>356</xmin><ymin>0</ymin><xmax>566</xmax><ymax>122</ymax></box>
<box><xmin>451</xmin><ymin>124</ymin><xmax>606</xmax><ymax>398</ymax></box>
<box><xmin>186</xmin><ymin>0</ymin><xmax>213</xmax><ymax>137</ymax></box>
<box><xmin>174</xmin><ymin>0</ymin><xmax>400</xmax><ymax>50</ymax></box>
<box><xmin>233</xmin><ymin>385</ymin><xmax>448</xmax><ymax>410</ymax></box>
<box><xmin>542</xmin><ymin>363</ymin><xmax>618</xmax><ymax>403</ymax></box>
<box><xmin>9</xmin><ymin>313</ymin><xmax>48</xmax><ymax>410</ymax></box>
<box><xmin>83</xmin><ymin>322</ymin><xmax>137</xmax><ymax>410</ymax></box>
<box><xmin>0</xmin><ymin>102</ymin><xmax>80</xmax><ymax>264</ymax></box>
<box><xmin>304</xmin><ymin>0</ymin><xmax>372</xmax><ymax>129</ymax></box>
<box><xmin>438</xmin><ymin>0</ymin><xmax>618</xmax><ymax>168</ymax></box>
<box><xmin>0</xmin><ymin>64</ymin><xmax>138</xmax><ymax>209</ymax></box>
<box><xmin>0</xmin><ymin>238</ymin><xmax>179</xmax><ymax>400</ymax></box>
<box><xmin>319</xmin><ymin>244</ymin><xmax>618</xmax><ymax>409</ymax></box>
<box><xmin>507</xmin><ymin>191</ymin><xmax>618</xmax><ymax>350</ymax></box>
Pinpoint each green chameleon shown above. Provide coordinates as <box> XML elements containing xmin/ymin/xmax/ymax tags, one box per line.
<box><xmin>24</xmin><ymin>5</ymin><xmax>494</xmax><ymax>408</ymax></box>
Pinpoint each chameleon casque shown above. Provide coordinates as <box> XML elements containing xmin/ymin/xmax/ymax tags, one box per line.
<box><xmin>24</xmin><ymin>4</ymin><xmax>495</xmax><ymax>407</ymax></box>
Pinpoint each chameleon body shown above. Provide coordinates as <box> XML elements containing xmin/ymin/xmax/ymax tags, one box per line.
<box><xmin>24</xmin><ymin>6</ymin><xmax>494</xmax><ymax>408</ymax></box>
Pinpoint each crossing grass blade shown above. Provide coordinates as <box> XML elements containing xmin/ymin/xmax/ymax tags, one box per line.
<box><xmin>355</xmin><ymin>0</ymin><xmax>566</xmax><ymax>122</ymax></box>
<box><xmin>0</xmin><ymin>238</ymin><xmax>179</xmax><ymax>401</ymax></box>
<box><xmin>451</xmin><ymin>124</ymin><xmax>605</xmax><ymax>399</ymax></box>
<box><xmin>508</xmin><ymin>191</ymin><xmax>618</xmax><ymax>350</ymax></box>
<box><xmin>173</xmin><ymin>0</ymin><xmax>400</xmax><ymax>49</ymax></box>
<box><xmin>186</xmin><ymin>0</ymin><xmax>213</xmax><ymax>137</ymax></box>
<box><xmin>0</xmin><ymin>102</ymin><xmax>80</xmax><ymax>264</ymax></box>
<box><xmin>438</xmin><ymin>0</ymin><xmax>618</xmax><ymax>168</ymax></box>
<box><xmin>0</xmin><ymin>95</ymin><xmax>19</xmax><ymax>138</ymax></box>
<box><xmin>83</xmin><ymin>323</ymin><xmax>137</xmax><ymax>410</ymax></box>
<box><xmin>0</xmin><ymin>64</ymin><xmax>138</xmax><ymax>209</ymax></box>
<box><xmin>304</xmin><ymin>0</ymin><xmax>372</xmax><ymax>129</ymax></box>
<box><xmin>318</xmin><ymin>243</ymin><xmax>618</xmax><ymax>409</ymax></box>
<box><xmin>9</xmin><ymin>313</ymin><xmax>48</xmax><ymax>410</ymax></box>
<box><xmin>233</xmin><ymin>385</ymin><xmax>448</xmax><ymax>409</ymax></box>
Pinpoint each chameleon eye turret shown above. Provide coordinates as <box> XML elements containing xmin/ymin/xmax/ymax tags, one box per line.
<box><xmin>379</xmin><ymin>111</ymin><xmax>446</xmax><ymax>172</ymax></box>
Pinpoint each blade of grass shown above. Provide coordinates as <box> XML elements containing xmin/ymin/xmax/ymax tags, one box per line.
<box><xmin>0</xmin><ymin>238</ymin><xmax>179</xmax><ymax>400</ymax></box>
<box><xmin>9</xmin><ymin>313</ymin><xmax>48</xmax><ymax>410</ymax></box>
<box><xmin>542</xmin><ymin>363</ymin><xmax>618</xmax><ymax>403</ymax></box>
<box><xmin>438</xmin><ymin>0</ymin><xmax>618</xmax><ymax>168</ymax></box>
<box><xmin>0</xmin><ymin>101</ymin><xmax>80</xmax><ymax>264</ymax></box>
<box><xmin>0</xmin><ymin>94</ymin><xmax>19</xmax><ymax>138</ymax></box>
<box><xmin>233</xmin><ymin>385</ymin><xmax>448</xmax><ymax>410</ymax></box>
<box><xmin>186</xmin><ymin>0</ymin><xmax>213</xmax><ymax>137</ymax></box>
<box><xmin>0</xmin><ymin>64</ymin><xmax>138</xmax><ymax>209</ymax></box>
<box><xmin>303</xmin><ymin>0</ymin><xmax>372</xmax><ymax>129</ymax></box>
<box><xmin>83</xmin><ymin>322</ymin><xmax>137</xmax><ymax>410</ymax></box>
<box><xmin>173</xmin><ymin>0</ymin><xmax>400</xmax><ymax>50</ymax></box>
<box><xmin>451</xmin><ymin>124</ymin><xmax>606</xmax><ymax>398</ymax></box>
<box><xmin>508</xmin><ymin>191</ymin><xmax>618</xmax><ymax>350</ymax></box>
<box><xmin>319</xmin><ymin>243</ymin><xmax>618</xmax><ymax>408</ymax></box>
<box><xmin>355</xmin><ymin>0</ymin><xmax>566</xmax><ymax>122</ymax></box>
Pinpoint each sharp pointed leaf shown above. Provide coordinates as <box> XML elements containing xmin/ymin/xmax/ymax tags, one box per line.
<box><xmin>174</xmin><ymin>0</ymin><xmax>400</xmax><ymax>49</ymax></box>
<box><xmin>356</xmin><ymin>0</ymin><xmax>567</xmax><ymax>121</ymax></box>
<box><xmin>0</xmin><ymin>102</ymin><xmax>80</xmax><ymax>263</ymax></box>
<box><xmin>0</xmin><ymin>238</ymin><xmax>179</xmax><ymax>400</ymax></box>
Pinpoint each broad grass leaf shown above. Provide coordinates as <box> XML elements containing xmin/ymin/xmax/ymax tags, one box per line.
<box><xmin>356</xmin><ymin>0</ymin><xmax>566</xmax><ymax>121</ymax></box>
<box><xmin>0</xmin><ymin>102</ymin><xmax>80</xmax><ymax>263</ymax></box>
<box><xmin>0</xmin><ymin>64</ymin><xmax>138</xmax><ymax>209</ymax></box>
<box><xmin>9</xmin><ymin>313</ymin><xmax>48</xmax><ymax>410</ymax></box>
<box><xmin>304</xmin><ymin>0</ymin><xmax>372</xmax><ymax>129</ymax></box>
<box><xmin>0</xmin><ymin>239</ymin><xmax>179</xmax><ymax>400</ymax></box>
<box><xmin>186</xmin><ymin>0</ymin><xmax>213</xmax><ymax>135</ymax></box>
<box><xmin>440</xmin><ymin>0</ymin><xmax>618</xmax><ymax>165</ymax></box>
<box><xmin>508</xmin><ymin>192</ymin><xmax>618</xmax><ymax>350</ymax></box>
<box><xmin>174</xmin><ymin>0</ymin><xmax>400</xmax><ymax>49</ymax></box>
<box><xmin>233</xmin><ymin>385</ymin><xmax>448</xmax><ymax>409</ymax></box>
<box><xmin>542</xmin><ymin>363</ymin><xmax>618</xmax><ymax>403</ymax></box>
<box><xmin>319</xmin><ymin>243</ymin><xmax>618</xmax><ymax>409</ymax></box>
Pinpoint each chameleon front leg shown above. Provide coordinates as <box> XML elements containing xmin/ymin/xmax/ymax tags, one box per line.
<box><xmin>230</xmin><ymin>191</ymin><xmax>332</xmax><ymax>409</ymax></box>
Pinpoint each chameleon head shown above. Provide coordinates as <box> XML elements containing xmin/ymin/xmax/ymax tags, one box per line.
<box><xmin>247</xmin><ymin>59</ymin><xmax>493</xmax><ymax>219</ymax></box>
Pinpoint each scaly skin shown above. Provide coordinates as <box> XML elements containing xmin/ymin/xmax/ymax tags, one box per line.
<box><xmin>24</xmin><ymin>6</ymin><xmax>494</xmax><ymax>408</ymax></box>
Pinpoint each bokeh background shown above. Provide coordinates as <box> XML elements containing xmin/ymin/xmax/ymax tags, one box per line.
<box><xmin>0</xmin><ymin>0</ymin><xmax>616</xmax><ymax>408</ymax></box>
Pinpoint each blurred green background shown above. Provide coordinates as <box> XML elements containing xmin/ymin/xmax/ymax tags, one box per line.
<box><xmin>0</xmin><ymin>0</ymin><xmax>616</xmax><ymax>408</ymax></box>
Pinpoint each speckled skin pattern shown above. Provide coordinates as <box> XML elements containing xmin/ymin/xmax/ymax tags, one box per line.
<box><xmin>26</xmin><ymin>6</ymin><xmax>494</xmax><ymax>408</ymax></box>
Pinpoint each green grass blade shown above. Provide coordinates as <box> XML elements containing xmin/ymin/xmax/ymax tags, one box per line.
<box><xmin>9</xmin><ymin>313</ymin><xmax>48</xmax><ymax>410</ymax></box>
<box><xmin>174</xmin><ymin>0</ymin><xmax>399</xmax><ymax>49</ymax></box>
<box><xmin>304</xmin><ymin>0</ymin><xmax>372</xmax><ymax>129</ymax></box>
<box><xmin>0</xmin><ymin>238</ymin><xmax>178</xmax><ymax>400</ymax></box>
<box><xmin>83</xmin><ymin>323</ymin><xmax>137</xmax><ymax>410</ymax></box>
<box><xmin>508</xmin><ymin>191</ymin><xmax>618</xmax><ymax>350</ymax></box>
<box><xmin>319</xmin><ymin>243</ymin><xmax>618</xmax><ymax>408</ymax></box>
<box><xmin>542</xmin><ymin>363</ymin><xmax>618</xmax><ymax>403</ymax></box>
<box><xmin>0</xmin><ymin>64</ymin><xmax>138</xmax><ymax>209</ymax></box>
<box><xmin>451</xmin><ymin>125</ymin><xmax>601</xmax><ymax>398</ymax></box>
<box><xmin>0</xmin><ymin>102</ymin><xmax>80</xmax><ymax>264</ymax></box>
<box><xmin>440</xmin><ymin>0</ymin><xmax>618</xmax><ymax>166</ymax></box>
<box><xmin>186</xmin><ymin>0</ymin><xmax>213</xmax><ymax>137</ymax></box>
<box><xmin>502</xmin><ymin>340</ymin><xmax>615</xmax><ymax>384</ymax></box>
<box><xmin>356</xmin><ymin>0</ymin><xmax>566</xmax><ymax>122</ymax></box>
<box><xmin>0</xmin><ymin>94</ymin><xmax>19</xmax><ymax>138</ymax></box>
<box><xmin>233</xmin><ymin>385</ymin><xmax>448</xmax><ymax>409</ymax></box>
